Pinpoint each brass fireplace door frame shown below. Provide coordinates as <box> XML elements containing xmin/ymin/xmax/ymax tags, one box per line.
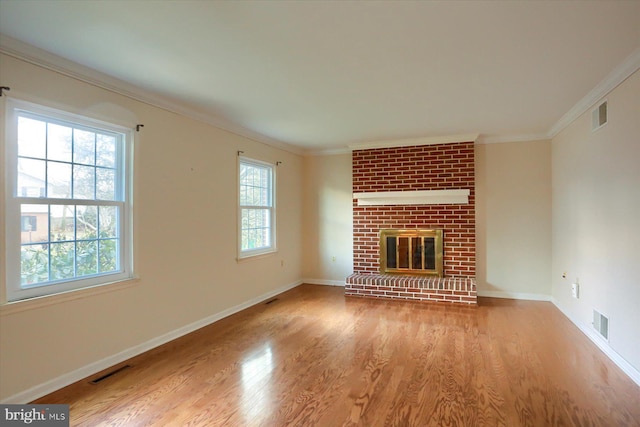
<box><xmin>379</xmin><ymin>229</ymin><xmax>444</xmax><ymax>277</ymax></box>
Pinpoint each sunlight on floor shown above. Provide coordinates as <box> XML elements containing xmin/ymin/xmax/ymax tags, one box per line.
<box><xmin>241</xmin><ymin>343</ymin><xmax>274</xmax><ymax>423</ymax></box>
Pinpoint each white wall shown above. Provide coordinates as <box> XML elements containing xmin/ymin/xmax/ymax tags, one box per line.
<box><xmin>551</xmin><ymin>69</ymin><xmax>640</xmax><ymax>375</ymax></box>
<box><xmin>301</xmin><ymin>142</ymin><xmax>553</xmax><ymax>299</ymax></box>
<box><xmin>0</xmin><ymin>54</ymin><xmax>304</xmax><ymax>402</ymax></box>
<box><xmin>475</xmin><ymin>141</ymin><xmax>552</xmax><ymax>299</ymax></box>
<box><xmin>302</xmin><ymin>153</ymin><xmax>353</xmax><ymax>283</ymax></box>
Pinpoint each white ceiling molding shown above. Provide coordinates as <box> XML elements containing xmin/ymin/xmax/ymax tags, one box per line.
<box><xmin>548</xmin><ymin>47</ymin><xmax>640</xmax><ymax>139</ymax></box>
<box><xmin>0</xmin><ymin>35</ymin><xmax>304</xmax><ymax>156</ymax></box>
<box><xmin>354</xmin><ymin>189</ymin><xmax>470</xmax><ymax>206</ymax></box>
<box><xmin>304</xmin><ymin>147</ymin><xmax>352</xmax><ymax>157</ymax></box>
<box><xmin>348</xmin><ymin>134</ymin><xmax>479</xmax><ymax>151</ymax></box>
<box><xmin>476</xmin><ymin>133</ymin><xmax>550</xmax><ymax>145</ymax></box>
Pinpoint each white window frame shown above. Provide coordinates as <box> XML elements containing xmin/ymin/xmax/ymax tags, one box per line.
<box><xmin>4</xmin><ymin>98</ymin><xmax>134</xmax><ymax>302</ymax></box>
<box><xmin>238</xmin><ymin>156</ymin><xmax>276</xmax><ymax>259</ymax></box>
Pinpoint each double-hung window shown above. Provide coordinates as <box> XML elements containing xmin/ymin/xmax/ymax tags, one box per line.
<box><xmin>4</xmin><ymin>99</ymin><xmax>133</xmax><ymax>301</ymax></box>
<box><xmin>238</xmin><ymin>158</ymin><xmax>276</xmax><ymax>258</ymax></box>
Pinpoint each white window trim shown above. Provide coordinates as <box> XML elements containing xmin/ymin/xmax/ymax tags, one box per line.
<box><xmin>4</xmin><ymin>98</ymin><xmax>134</xmax><ymax>302</ymax></box>
<box><xmin>237</xmin><ymin>156</ymin><xmax>277</xmax><ymax>260</ymax></box>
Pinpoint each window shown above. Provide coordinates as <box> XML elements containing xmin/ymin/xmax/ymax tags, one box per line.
<box><xmin>238</xmin><ymin>158</ymin><xmax>275</xmax><ymax>258</ymax></box>
<box><xmin>20</xmin><ymin>216</ymin><xmax>38</xmax><ymax>232</ymax></box>
<box><xmin>4</xmin><ymin>99</ymin><xmax>133</xmax><ymax>301</ymax></box>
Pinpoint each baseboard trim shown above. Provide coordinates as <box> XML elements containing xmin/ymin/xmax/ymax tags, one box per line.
<box><xmin>551</xmin><ymin>297</ymin><xmax>640</xmax><ymax>388</ymax></box>
<box><xmin>1</xmin><ymin>279</ymin><xmax>303</xmax><ymax>404</ymax></box>
<box><xmin>477</xmin><ymin>290</ymin><xmax>551</xmax><ymax>301</ymax></box>
<box><xmin>303</xmin><ymin>278</ymin><xmax>346</xmax><ymax>287</ymax></box>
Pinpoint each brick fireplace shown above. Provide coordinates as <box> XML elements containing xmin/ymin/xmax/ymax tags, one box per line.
<box><xmin>345</xmin><ymin>141</ymin><xmax>477</xmax><ymax>305</ymax></box>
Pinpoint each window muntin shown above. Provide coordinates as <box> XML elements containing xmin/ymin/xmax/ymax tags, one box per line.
<box><xmin>239</xmin><ymin>158</ymin><xmax>275</xmax><ymax>258</ymax></box>
<box><xmin>5</xmin><ymin>100</ymin><xmax>132</xmax><ymax>301</ymax></box>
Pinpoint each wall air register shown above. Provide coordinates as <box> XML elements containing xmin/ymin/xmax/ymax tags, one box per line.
<box><xmin>592</xmin><ymin>309</ymin><xmax>609</xmax><ymax>341</ymax></box>
<box><xmin>592</xmin><ymin>100</ymin><xmax>608</xmax><ymax>131</ymax></box>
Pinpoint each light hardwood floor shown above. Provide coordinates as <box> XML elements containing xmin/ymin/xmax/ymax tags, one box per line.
<box><xmin>34</xmin><ymin>284</ymin><xmax>640</xmax><ymax>426</ymax></box>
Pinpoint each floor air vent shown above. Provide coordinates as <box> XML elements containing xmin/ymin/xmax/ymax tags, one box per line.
<box><xmin>90</xmin><ymin>365</ymin><xmax>131</xmax><ymax>384</ymax></box>
<box><xmin>265</xmin><ymin>298</ymin><xmax>279</xmax><ymax>305</ymax></box>
<box><xmin>592</xmin><ymin>309</ymin><xmax>609</xmax><ymax>341</ymax></box>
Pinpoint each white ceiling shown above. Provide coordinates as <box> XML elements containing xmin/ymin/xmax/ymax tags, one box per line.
<box><xmin>1</xmin><ymin>1</ymin><xmax>639</xmax><ymax>153</ymax></box>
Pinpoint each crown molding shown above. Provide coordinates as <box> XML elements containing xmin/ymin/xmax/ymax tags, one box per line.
<box><xmin>476</xmin><ymin>133</ymin><xmax>550</xmax><ymax>145</ymax></box>
<box><xmin>348</xmin><ymin>133</ymin><xmax>478</xmax><ymax>151</ymax></box>
<box><xmin>548</xmin><ymin>47</ymin><xmax>640</xmax><ymax>139</ymax></box>
<box><xmin>308</xmin><ymin>132</ymin><xmax>548</xmax><ymax>155</ymax></box>
<box><xmin>304</xmin><ymin>146</ymin><xmax>352</xmax><ymax>157</ymax></box>
<box><xmin>0</xmin><ymin>34</ymin><xmax>304</xmax><ymax>156</ymax></box>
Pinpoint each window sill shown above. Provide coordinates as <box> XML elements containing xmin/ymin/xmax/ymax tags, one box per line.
<box><xmin>236</xmin><ymin>249</ymin><xmax>278</xmax><ymax>263</ymax></box>
<box><xmin>0</xmin><ymin>277</ymin><xmax>140</xmax><ymax>317</ymax></box>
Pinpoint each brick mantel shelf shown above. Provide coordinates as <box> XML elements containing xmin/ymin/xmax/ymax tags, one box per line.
<box><xmin>353</xmin><ymin>189</ymin><xmax>470</xmax><ymax>206</ymax></box>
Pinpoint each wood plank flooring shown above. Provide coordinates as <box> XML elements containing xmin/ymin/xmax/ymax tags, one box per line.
<box><xmin>34</xmin><ymin>284</ymin><xmax>640</xmax><ymax>426</ymax></box>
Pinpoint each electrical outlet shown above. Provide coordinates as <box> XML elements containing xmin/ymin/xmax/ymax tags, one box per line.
<box><xmin>571</xmin><ymin>283</ymin><xmax>579</xmax><ymax>299</ymax></box>
<box><xmin>331</xmin><ymin>256</ymin><xmax>336</xmax><ymax>262</ymax></box>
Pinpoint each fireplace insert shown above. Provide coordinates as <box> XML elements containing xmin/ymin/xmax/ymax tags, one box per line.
<box><xmin>379</xmin><ymin>229</ymin><xmax>443</xmax><ymax>277</ymax></box>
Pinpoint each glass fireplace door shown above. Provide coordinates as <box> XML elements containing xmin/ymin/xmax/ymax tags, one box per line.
<box><xmin>380</xmin><ymin>229</ymin><xmax>443</xmax><ymax>277</ymax></box>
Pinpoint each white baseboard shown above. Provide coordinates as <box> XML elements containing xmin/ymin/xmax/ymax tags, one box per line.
<box><xmin>1</xmin><ymin>279</ymin><xmax>303</xmax><ymax>404</ymax></box>
<box><xmin>477</xmin><ymin>290</ymin><xmax>551</xmax><ymax>301</ymax></box>
<box><xmin>303</xmin><ymin>278</ymin><xmax>346</xmax><ymax>287</ymax></box>
<box><xmin>551</xmin><ymin>297</ymin><xmax>640</xmax><ymax>388</ymax></box>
